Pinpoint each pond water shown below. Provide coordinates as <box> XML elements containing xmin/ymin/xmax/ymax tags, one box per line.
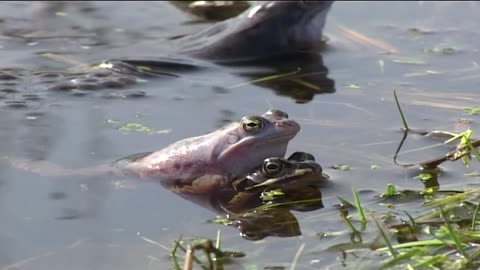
<box><xmin>1</xmin><ymin>1</ymin><xmax>480</xmax><ymax>269</ymax></box>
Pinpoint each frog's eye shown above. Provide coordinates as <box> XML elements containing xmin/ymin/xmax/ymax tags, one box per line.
<box><xmin>262</xmin><ymin>159</ymin><xmax>285</xmax><ymax>177</ymax></box>
<box><xmin>242</xmin><ymin>117</ymin><xmax>264</xmax><ymax>133</ymax></box>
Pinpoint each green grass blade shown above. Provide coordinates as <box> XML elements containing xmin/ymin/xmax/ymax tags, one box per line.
<box><xmin>216</xmin><ymin>230</ymin><xmax>221</xmax><ymax>249</ymax></box>
<box><xmin>441</xmin><ymin>208</ymin><xmax>467</xmax><ymax>257</ymax></box>
<box><xmin>352</xmin><ymin>186</ymin><xmax>367</xmax><ymax>228</ymax></box>
<box><xmin>473</xmin><ymin>203</ymin><xmax>480</xmax><ymax>231</ymax></box>
<box><xmin>372</xmin><ymin>213</ymin><xmax>398</xmax><ymax>258</ymax></box>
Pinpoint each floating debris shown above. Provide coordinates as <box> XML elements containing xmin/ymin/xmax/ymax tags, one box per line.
<box><xmin>344</xmin><ymin>83</ymin><xmax>361</xmax><ymax>89</ymax></box>
<box><xmin>424</xmin><ymin>47</ymin><xmax>459</xmax><ymax>55</ymax></box>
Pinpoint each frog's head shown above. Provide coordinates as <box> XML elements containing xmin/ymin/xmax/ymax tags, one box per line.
<box><xmin>184</xmin><ymin>1</ymin><xmax>334</xmax><ymax>62</ymax></box>
<box><xmin>243</xmin><ymin>1</ymin><xmax>334</xmax><ymax>51</ymax></box>
<box><xmin>233</xmin><ymin>154</ymin><xmax>325</xmax><ymax>192</ymax></box>
<box><xmin>212</xmin><ymin>109</ymin><xmax>300</xmax><ymax>177</ymax></box>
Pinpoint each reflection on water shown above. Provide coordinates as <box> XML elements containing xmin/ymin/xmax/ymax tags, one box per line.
<box><xmin>107</xmin><ymin>51</ymin><xmax>335</xmax><ymax>104</ymax></box>
<box><xmin>232</xmin><ymin>53</ymin><xmax>335</xmax><ymax>103</ymax></box>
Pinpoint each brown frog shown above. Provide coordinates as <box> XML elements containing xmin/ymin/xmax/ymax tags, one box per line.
<box><xmin>233</xmin><ymin>151</ymin><xmax>327</xmax><ymax>192</ymax></box>
<box><xmin>219</xmin><ymin>152</ymin><xmax>327</xmax><ymax>213</ymax></box>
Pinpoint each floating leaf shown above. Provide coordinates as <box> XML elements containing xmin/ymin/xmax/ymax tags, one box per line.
<box><xmin>414</xmin><ymin>173</ymin><xmax>432</xmax><ymax>181</ymax></box>
<box><xmin>118</xmin><ymin>123</ymin><xmax>153</xmax><ymax>132</ymax></box>
<box><xmin>464</xmin><ymin>107</ymin><xmax>480</xmax><ymax>115</ymax></box>
<box><xmin>371</xmin><ymin>164</ymin><xmax>381</xmax><ymax>169</ymax></box>
<box><xmin>331</xmin><ymin>164</ymin><xmax>351</xmax><ymax>171</ymax></box>
<box><xmin>392</xmin><ymin>57</ymin><xmax>426</xmax><ymax>65</ymax></box>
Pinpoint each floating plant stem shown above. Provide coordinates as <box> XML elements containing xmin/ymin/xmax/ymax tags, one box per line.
<box><xmin>394</xmin><ymin>90</ymin><xmax>409</xmax><ymax>130</ymax></box>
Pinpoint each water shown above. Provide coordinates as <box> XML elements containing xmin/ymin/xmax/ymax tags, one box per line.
<box><xmin>1</xmin><ymin>1</ymin><xmax>480</xmax><ymax>269</ymax></box>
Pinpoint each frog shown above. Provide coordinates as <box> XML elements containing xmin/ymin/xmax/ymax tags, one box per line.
<box><xmin>114</xmin><ymin>109</ymin><xmax>300</xmax><ymax>195</ymax></box>
<box><xmin>215</xmin><ymin>151</ymin><xmax>327</xmax><ymax>213</ymax></box>
<box><xmin>206</xmin><ymin>152</ymin><xmax>326</xmax><ymax>240</ymax></box>
<box><xmin>175</xmin><ymin>1</ymin><xmax>335</xmax><ymax>63</ymax></box>
<box><xmin>232</xmin><ymin>151</ymin><xmax>328</xmax><ymax>192</ymax></box>
<box><xmin>1</xmin><ymin>110</ymin><xmax>300</xmax><ymax>198</ymax></box>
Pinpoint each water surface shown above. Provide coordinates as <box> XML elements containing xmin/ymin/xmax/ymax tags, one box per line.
<box><xmin>1</xmin><ymin>1</ymin><xmax>480</xmax><ymax>269</ymax></box>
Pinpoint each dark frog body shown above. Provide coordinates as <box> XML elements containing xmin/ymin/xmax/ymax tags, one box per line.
<box><xmin>111</xmin><ymin>1</ymin><xmax>334</xmax><ymax>65</ymax></box>
<box><xmin>213</xmin><ymin>151</ymin><xmax>327</xmax><ymax>240</ymax></box>
<box><xmin>232</xmin><ymin>152</ymin><xmax>327</xmax><ymax>192</ymax></box>
<box><xmin>176</xmin><ymin>1</ymin><xmax>334</xmax><ymax>63</ymax></box>
<box><xmin>106</xmin><ymin>1</ymin><xmax>334</xmax><ymax>71</ymax></box>
<box><xmin>220</xmin><ymin>151</ymin><xmax>327</xmax><ymax>212</ymax></box>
